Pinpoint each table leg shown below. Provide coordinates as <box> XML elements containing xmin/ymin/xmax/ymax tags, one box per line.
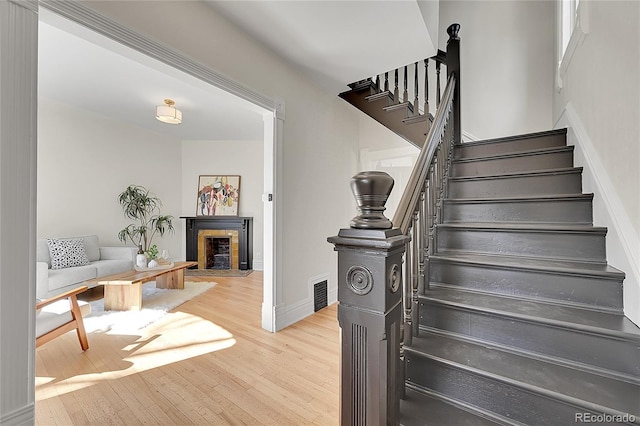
<box><xmin>104</xmin><ymin>282</ymin><xmax>143</xmax><ymax>311</ymax></box>
<box><xmin>156</xmin><ymin>268</ymin><xmax>185</xmax><ymax>290</ymax></box>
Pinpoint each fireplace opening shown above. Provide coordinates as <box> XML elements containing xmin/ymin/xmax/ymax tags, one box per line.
<box><xmin>197</xmin><ymin>229</ymin><xmax>240</xmax><ymax>270</ymax></box>
<box><xmin>205</xmin><ymin>237</ymin><xmax>231</xmax><ymax>269</ymax></box>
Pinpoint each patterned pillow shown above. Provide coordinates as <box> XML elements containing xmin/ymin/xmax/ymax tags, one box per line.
<box><xmin>47</xmin><ymin>238</ymin><xmax>90</xmax><ymax>270</ymax></box>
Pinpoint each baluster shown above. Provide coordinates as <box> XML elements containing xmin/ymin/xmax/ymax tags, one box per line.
<box><xmin>413</xmin><ymin>62</ymin><xmax>419</xmax><ymax>116</ymax></box>
<box><xmin>394</xmin><ymin>69</ymin><xmax>399</xmax><ymax>104</ymax></box>
<box><xmin>443</xmin><ymin>121</ymin><xmax>454</xmax><ymax>199</ymax></box>
<box><xmin>403</xmin><ymin>65</ymin><xmax>408</xmax><ymax>103</ymax></box>
<box><xmin>384</xmin><ymin>72</ymin><xmax>389</xmax><ymax>92</ymax></box>
<box><xmin>420</xmin><ymin>183</ymin><xmax>429</xmax><ymax>292</ymax></box>
<box><xmin>403</xmin><ymin>233</ymin><xmax>413</xmax><ymax>347</ymax></box>
<box><xmin>436</xmin><ymin>61</ymin><xmax>442</xmax><ymax>107</ymax></box>
<box><xmin>428</xmin><ymin>163</ymin><xmax>437</xmax><ymax>260</ymax></box>
<box><xmin>412</xmin><ymin>209</ymin><xmax>421</xmax><ymax>337</ymax></box>
<box><xmin>375</xmin><ymin>74</ymin><xmax>380</xmax><ymax>93</ymax></box>
<box><xmin>424</xmin><ymin>59</ymin><xmax>429</xmax><ymax>116</ymax></box>
<box><xmin>436</xmin><ymin>147</ymin><xmax>445</xmax><ymax>225</ymax></box>
<box><xmin>400</xmin><ymin>233</ymin><xmax>413</xmax><ymax>399</ymax></box>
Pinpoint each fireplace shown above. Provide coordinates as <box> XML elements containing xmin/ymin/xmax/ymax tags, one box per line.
<box><xmin>197</xmin><ymin>229</ymin><xmax>239</xmax><ymax>270</ymax></box>
<box><xmin>183</xmin><ymin>217</ymin><xmax>252</xmax><ymax>270</ymax></box>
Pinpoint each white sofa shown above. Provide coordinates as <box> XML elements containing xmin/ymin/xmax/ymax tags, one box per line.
<box><xmin>36</xmin><ymin>235</ymin><xmax>137</xmax><ymax>299</ymax></box>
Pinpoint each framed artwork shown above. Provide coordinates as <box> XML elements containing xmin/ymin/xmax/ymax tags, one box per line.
<box><xmin>196</xmin><ymin>175</ymin><xmax>240</xmax><ymax>216</ymax></box>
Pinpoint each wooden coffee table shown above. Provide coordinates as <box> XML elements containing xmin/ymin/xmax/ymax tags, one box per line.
<box><xmin>85</xmin><ymin>261</ymin><xmax>197</xmax><ymax>311</ymax></box>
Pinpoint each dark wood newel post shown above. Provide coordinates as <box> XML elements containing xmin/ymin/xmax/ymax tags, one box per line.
<box><xmin>328</xmin><ymin>171</ymin><xmax>410</xmax><ymax>425</ymax></box>
<box><xmin>446</xmin><ymin>23</ymin><xmax>461</xmax><ymax>145</ymax></box>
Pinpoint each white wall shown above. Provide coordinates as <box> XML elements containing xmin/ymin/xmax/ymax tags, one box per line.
<box><xmin>358</xmin><ymin>115</ymin><xmax>420</xmax><ymax>221</ymax></box>
<box><xmin>439</xmin><ymin>0</ymin><xmax>555</xmax><ymax>139</ymax></box>
<box><xmin>553</xmin><ymin>1</ymin><xmax>640</xmax><ymax>324</ymax></box>
<box><xmin>38</xmin><ymin>97</ymin><xmax>184</xmax><ymax>258</ymax></box>
<box><xmin>181</xmin><ymin>140</ymin><xmax>264</xmax><ymax>269</ymax></box>
<box><xmin>82</xmin><ymin>1</ymin><xmax>361</xmax><ymax>326</ymax></box>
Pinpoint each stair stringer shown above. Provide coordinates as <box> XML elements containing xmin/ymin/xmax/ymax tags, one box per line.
<box><xmin>339</xmin><ymin>81</ymin><xmax>432</xmax><ymax>149</ymax></box>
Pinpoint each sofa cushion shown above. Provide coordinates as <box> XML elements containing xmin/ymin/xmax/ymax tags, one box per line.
<box><xmin>48</xmin><ymin>265</ymin><xmax>96</xmax><ymax>292</ymax></box>
<box><xmin>80</xmin><ymin>235</ymin><xmax>100</xmax><ymax>262</ymax></box>
<box><xmin>48</xmin><ymin>238</ymin><xmax>90</xmax><ymax>270</ymax></box>
<box><xmin>36</xmin><ymin>239</ymin><xmax>51</xmax><ymax>268</ymax></box>
<box><xmin>93</xmin><ymin>259</ymin><xmax>133</xmax><ymax>277</ymax></box>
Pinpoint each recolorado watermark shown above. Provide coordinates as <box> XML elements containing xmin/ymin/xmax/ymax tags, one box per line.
<box><xmin>575</xmin><ymin>412</ymin><xmax>636</xmax><ymax>423</ymax></box>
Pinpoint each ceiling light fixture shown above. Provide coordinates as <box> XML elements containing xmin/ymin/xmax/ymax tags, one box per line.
<box><xmin>155</xmin><ymin>99</ymin><xmax>182</xmax><ymax>124</ymax></box>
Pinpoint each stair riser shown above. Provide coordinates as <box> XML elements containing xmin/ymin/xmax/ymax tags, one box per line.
<box><xmin>419</xmin><ymin>301</ymin><xmax>640</xmax><ymax>379</ymax></box>
<box><xmin>455</xmin><ymin>133</ymin><xmax>567</xmax><ymax>159</ymax></box>
<box><xmin>429</xmin><ymin>260</ymin><xmax>623</xmax><ymax>310</ymax></box>
<box><xmin>452</xmin><ymin>150</ymin><xmax>574</xmax><ymax>177</ymax></box>
<box><xmin>443</xmin><ymin>199</ymin><xmax>593</xmax><ymax>224</ymax></box>
<box><xmin>436</xmin><ymin>228</ymin><xmax>607</xmax><ymax>262</ymax></box>
<box><xmin>406</xmin><ymin>356</ymin><xmax>611</xmax><ymax>425</ymax></box>
<box><xmin>448</xmin><ymin>172</ymin><xmax>583</xmax><ymax>199</ymax></box>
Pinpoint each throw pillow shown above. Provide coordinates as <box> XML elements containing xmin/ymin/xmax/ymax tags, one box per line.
<box><xmin>47</xmin><ymin>238</ymin><xmax>90</xmax><ymax>270</ymax></box>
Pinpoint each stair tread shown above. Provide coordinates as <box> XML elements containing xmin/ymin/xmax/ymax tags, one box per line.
<box><xmin>437</xmin><ymin>222</ymin><xmax>607</xmax><ymax>233</ymax></box>
<box><xmin>403</xmin><ymin>114</ymin><xmax>432</xmax><ymax>125</ymax></box>
<box><xmin>384</xmin><ymin>101</ymin><xmax>414</xmax><ymax>113</ymax></box>
<box><xmin>449</xmin><ymin>166</ymin><xmax>582</xmax><ymax>181</ymax></box>
<box><xmin>365</xmin><ymin>91</ymin><xmax>393</xmax><ymax>102</ymax></box>
<box><xmin>420</xmin><ymin>288</ymin><xmax>640</xmax><ymax>340</ymax></box>
<box><xmin>400</xmin><ymin>387</ymin><xmax>500</xmax><ymax>426</ymax></box>
<box><xmin>453</xmin><ymin>145</ymin><xmax>574</xmax><ymax>163</ymax></box>
<box><xmin>445</xmin><ymin>193</ymin><xmax>594</xmax><ymax>203</ymax></box>
<box><xmin>406</xmin><ymin>332</ymin><xmax>640</xmax><ymax>415</ymax></box>
<box><xmin>458</xmin><ymin>128</ymin><xmax>567</xmax><ymax>148</ymax></box>
<box><xmin>431</xmin><ymin>252</ymin><xmax>625</xmax><ymax>278</ymax></box>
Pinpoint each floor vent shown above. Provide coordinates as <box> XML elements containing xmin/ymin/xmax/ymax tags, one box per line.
<box><xmin>314</xmin><ymin>280</ymin><xmax>328</xmax><ymax>312</ymax></box>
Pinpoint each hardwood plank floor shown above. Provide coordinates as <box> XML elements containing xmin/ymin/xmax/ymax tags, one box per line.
<box><xmin>35</xmin><ymin>272</ymin><xmax>340</xmax><ymax>425</ymax></box>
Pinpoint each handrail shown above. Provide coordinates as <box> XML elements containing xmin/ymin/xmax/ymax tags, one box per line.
<box><xmin>392</xmin><ymin>74</ymin><xmax>456</xmax><ymax>234</ymax></box>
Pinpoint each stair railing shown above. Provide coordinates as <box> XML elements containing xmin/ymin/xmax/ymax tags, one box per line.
<box><xmin>328</xmin><ymin>23</ymin><xmax>460</xmax><ymax>425</ymax></box>
<box><xmin>393</xmin><ymin>73</ymin><xmax>456</xmax><ymax>396</ymax></box>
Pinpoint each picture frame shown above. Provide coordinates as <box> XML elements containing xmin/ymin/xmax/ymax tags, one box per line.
<box><xmin>196</xmin><ymin>175</ymin><xmax>240</xmax><ymax>216</ymax></box>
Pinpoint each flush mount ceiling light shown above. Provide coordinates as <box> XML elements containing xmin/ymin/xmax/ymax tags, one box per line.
<box><xmin>155</xmin><ymin>99</ymin><xmax>182</xmax><ymax>124</ymax></box>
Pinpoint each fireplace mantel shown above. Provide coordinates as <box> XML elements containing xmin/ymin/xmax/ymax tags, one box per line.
<box><xmin>182</xmin><ymin>216</ymin><xmax>253</xmax><ymax>270</ymax></box>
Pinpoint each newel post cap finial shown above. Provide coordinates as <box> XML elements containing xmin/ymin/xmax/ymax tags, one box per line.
<box><xmin>447</xmin><ymin>23</ymin><xmax>461</xmax><ymax>40</ymax></box>
<box><xmin>349</xmin><ymin>171</ymin><xmax>394</xmax><ymax>229</ymax></box>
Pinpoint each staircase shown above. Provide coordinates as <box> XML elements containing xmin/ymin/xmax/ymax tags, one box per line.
<box><xmin>331</xmin><ymin>24</ymin><xmax>639</xmax><ymax>425</ymax></box>
<box><xmin>399</xmin><ymin>128</ymin><xmax>640</xmax><ymax>425</ymax></box>
<box><xmin>339</xmin><ymin>78</ymin><xmax>434</xmax><ymax>149</ymax></box>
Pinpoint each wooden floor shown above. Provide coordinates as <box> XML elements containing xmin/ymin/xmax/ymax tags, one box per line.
<box><xmin>35</xmin><ymin>272</ymin><xmax>340</xmax><ymax>425</ymax></box>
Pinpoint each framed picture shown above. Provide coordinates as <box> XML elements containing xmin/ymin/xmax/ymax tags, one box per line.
<box><xmin>196</xmin><ymin>175</ymin><xmax>240</xmax><ymax>216</ymax></box>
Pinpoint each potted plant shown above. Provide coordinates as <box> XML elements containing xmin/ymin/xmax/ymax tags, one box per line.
<box><xmin>117</xmin><ymin>185</ymin><xmax>174</xmax><ymax>261</ymax></box>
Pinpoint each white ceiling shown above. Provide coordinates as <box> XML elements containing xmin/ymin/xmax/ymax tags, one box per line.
<box><xmin>38</xmin><ymin>1</ymin><xmax>434</xmax><ymax>140</ymax></box>
<box><xmin>38</xmin><ymin>10</ymin><xmax>266</xmax><ymax>141</ymax></box>
<box><xmin>208</xmin><ymin>0</ymin><xmax>435</xmax><ymax>93</ymax></box>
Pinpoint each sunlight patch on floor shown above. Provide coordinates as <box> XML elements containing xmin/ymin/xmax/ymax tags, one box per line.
<box><xmin>35</xmin><ymin>311</ymin><xmax>235</xmax><ymax>400</ymax></box>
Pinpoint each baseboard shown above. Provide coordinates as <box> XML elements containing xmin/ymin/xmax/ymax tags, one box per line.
<box><xmin>0</xmin><ymin>403</ymin><xmax>34</xmax><ymax>426</ymax></box>
<box><xmin>252</xmin><ymin>260</ymin><xmax>264</xmax><ymax>271</ymax></box>
<box><xmin>556</xmin><ymin>103</ymin><xmax>640</xmax><ymax>326</ymax></box>
<box><xmin>462</xmin><ymin>129</ymin><xmax>480</xmax><ymax>142</ymax></box>
<box><xmin>275</xmin><ymin>272</ymin><xmax>335</xmax><ymax>330</ymax></box>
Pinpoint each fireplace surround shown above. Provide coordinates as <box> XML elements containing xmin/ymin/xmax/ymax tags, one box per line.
<box><xmin>182</xmin><ymin>216</ymin><xmax>252</xmax><ymax>270</ymax></box>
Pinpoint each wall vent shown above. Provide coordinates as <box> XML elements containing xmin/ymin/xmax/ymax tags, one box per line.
<box><xmin>314</xmin><ymin>280</ymin><xmax>328</xmax><ymax>312</ymax></box>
